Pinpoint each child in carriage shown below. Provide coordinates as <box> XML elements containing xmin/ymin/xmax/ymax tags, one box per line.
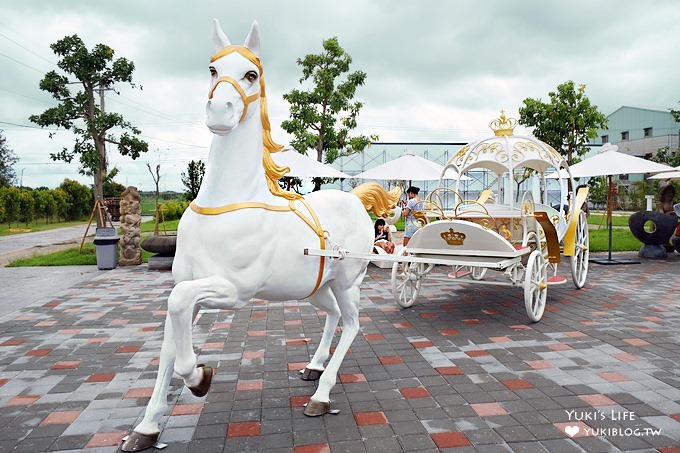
<box><xmin>374</xmin><ymin>218</ymin><xmax>395</xmax><ymax>254</ymax></box>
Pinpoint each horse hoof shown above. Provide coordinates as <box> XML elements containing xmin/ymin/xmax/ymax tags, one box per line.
<box><xmin>188</xmin><ymin>363</ymin><xmax>213</xmax><ymax>397</ymax></box>
<box><xmin>304</xmin><ymin>399</ymin><xmax>332</xmax><ymax>417</ymax></box>
<box><xmin>120</xmin><ymin>431</ymin><xmax>159</xmax><ymax>452</ymax></box>
<box><xmin>301</xmin><ymin>367</ymin><xmax>323</xmax><ymax>381</ymax></box>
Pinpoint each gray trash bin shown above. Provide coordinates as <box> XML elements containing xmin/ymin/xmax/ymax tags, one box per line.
<box><xmin>93</xmin><ymin>227</ymin><xmax>119</xmax><ymax>270</ymax></box>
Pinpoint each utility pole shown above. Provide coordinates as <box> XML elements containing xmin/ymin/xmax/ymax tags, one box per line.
<box><xmin>93</xmin><ymin>83</ymin><xmax>115</xmax><ymax>227</ymax></box>
<box><xmin>96</xmin><ymin>83</ymin><xmax>114</xmax><ymax>158</ymax></box>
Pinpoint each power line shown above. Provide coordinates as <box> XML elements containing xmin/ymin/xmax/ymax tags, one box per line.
<box><xmin>0</xmin><ymin>27</ymin><xmax>193</xmax><ymax>127</ymax></box>
<box><xmin>0</xmin><ymin>120</ymin><xmax>56</xmax><ymax>130</ymax></box>
<box><xmin>0</xmin><ymin>86</ymin><xmax>51</xmax><ymax>104</ymax></box>
<box><xmin>113</xmin><ymin>92</ymin><xmax>191</xmax><ymax>123</ymax></box>
<box><xmin>0</xmin><ymin>31</ymin><xmax>57</xmax><ymax>67</ymax></box>
<box><xmin>0</xmin><ymin>51</ymin><xmax>46</xmax><ymax>74</ymax></box>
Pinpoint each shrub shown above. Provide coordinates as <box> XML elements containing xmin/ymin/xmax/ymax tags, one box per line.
<box><xmin>18</xmin><ymin>189</ymin><xmax>35</xmax><ymax>226</ymax></box>
<box><xmin>160</xmin><ymin>200</ymin><xmax>190</xmax><ymax>221</ymax></box>
<box><xmin>58</xmin><ymin>179</ymin><xmax>93</xmax><ymax>220</ymax></box>
<box><xmin>0</xmin><ymin>186</ymin><xmax>20</xmax><ymax>226</ymax></box>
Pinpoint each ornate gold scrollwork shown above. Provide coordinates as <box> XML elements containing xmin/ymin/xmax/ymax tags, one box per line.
<box><xmin>454</xmin><ymin>200</ymin><xmax>498</xmax><ymax>233</ymax></box>
<box><xmin>498</xmin><ymin>223</ymin><xmax>513</xmax><ymax>241</ymax></box>
<box><xmin>412</xmin><ymin>200</ymin><xmax>442</xmax><ymax>227</ymax></box>
<box><xmin>520</xmin><ymin>191</ymin><xmax>535</xmax><ymax>216</ymax></box>
<box><xmin>425</xmin><ymin>188</ymin><xmax>462</xmax><ymax>221</ymax></box>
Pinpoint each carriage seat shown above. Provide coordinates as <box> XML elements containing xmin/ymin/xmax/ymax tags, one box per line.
<box><xmin>371</xmin><ymin>243</ymin><xmax>403</xmax><ymax>268</ymax></box>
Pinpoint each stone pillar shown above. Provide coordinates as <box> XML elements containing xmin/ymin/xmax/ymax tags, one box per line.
<box><xmin>119</xmin><ymin>186</ymin><xmax>143</xmax><ymax>266</ymax></box>
<box><xmin>645</xmin><ymin>195</ymin><xmax>654</xmax><ymax>211</ymax></box>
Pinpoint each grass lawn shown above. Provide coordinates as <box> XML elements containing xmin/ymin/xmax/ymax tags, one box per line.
<box><xmin>587</xmin><ymin>212</ymin><xmax>630</xmax><ymax>227</ymax></box>
<box><xmin>141</xmin><ymin>218</ymin><xmax>179</xmax><ymax>233</ymax></box>
<box><xmin>588</xmin><ymin>228</ymin><xmax>641</xmax><ymax>252</ymax></box>
<box><xmin>0</xmin><ymin>219</ymin><xmax>87</xmax><ymax>237</ymax></box>
<box><xmin>8</xmin><ymin>243</ymin><xmax>153</xmax><ymax>267</ymax></box>
<box><xmin>7</xmin><ymin>212</ymin><xmax>644</xmax><ymax>266</ymax></box>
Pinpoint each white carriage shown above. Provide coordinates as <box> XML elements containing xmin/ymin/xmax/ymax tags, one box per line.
<box><xmin>308</xmin><ymin>113</ymin><xmax>589</xmax><ymax>322</ymax></box>
<box><xmin>390</xmin><ymin>114</ymin><xmax>589</xmax><ymax>321</ymax></box>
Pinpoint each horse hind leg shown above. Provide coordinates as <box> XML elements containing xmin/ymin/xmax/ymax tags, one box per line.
<box><xmin>305</xmin><ymin>284</ymin><xmax>361</xmax><ymax>417</ymax></box>
<box><xmin>302</xmin><ymin>285</ymin><xmax>340</xmax><ymax>381</ymax></box>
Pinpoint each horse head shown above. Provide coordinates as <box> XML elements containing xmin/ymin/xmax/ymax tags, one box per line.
<box><xmin>205</xmin><ymin>20</ymin><xmax>262</xmax><ymax>135</ymax></box>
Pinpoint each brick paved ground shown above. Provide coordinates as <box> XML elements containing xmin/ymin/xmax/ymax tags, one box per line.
<box><xmin>0</xmin><ymin>252</ymin><xmax>679</xmax><ymax>452</ymax></box>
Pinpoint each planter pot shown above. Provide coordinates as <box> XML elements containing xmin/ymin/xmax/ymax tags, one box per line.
<box><xmin>141</xmin><ymin>235</ymin><xmax>177</xmax><ymax>270</ymax></box>
<box><xmin>141</xmin><ymin>235</ymin><xmax>177</xmax><ymax>256</ymax></box>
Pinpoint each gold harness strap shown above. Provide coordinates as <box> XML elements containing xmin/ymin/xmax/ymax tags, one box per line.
<box><xmin>208</xmin><ymin>76</ymin><xmax>260</xmax><ymax>123</ymax></box>
<box><xmin>189</xmin><ymin>198</ymin><xmax>327</xmax><ymax>298</ymax></box>
<box><xmin>203</xmin><ymin>46</ymin><xmax>325</xmax><ymax>297</ymax></box>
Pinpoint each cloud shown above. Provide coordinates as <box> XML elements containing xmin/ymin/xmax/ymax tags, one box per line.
<box><xmin>1</xmin><ymin>0</ymin><xmax>679</xmax><ymax>191</ymax></box>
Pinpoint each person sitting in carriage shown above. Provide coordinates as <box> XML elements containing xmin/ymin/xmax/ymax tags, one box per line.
<box><xmin>374</xmin><ymin>218</ymin><xmax>395</xmax><ymax>254</ymax></box>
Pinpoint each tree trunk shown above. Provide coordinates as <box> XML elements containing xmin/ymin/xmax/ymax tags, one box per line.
<box><xmin>313</xmin><ymin>132</ymin><xmax>324</xmax><ymax>191</ymax></box>
<box><xmin>93</xmin><ymin>136</ymin><xmax>107</xmax><ymax>227</ymax></box>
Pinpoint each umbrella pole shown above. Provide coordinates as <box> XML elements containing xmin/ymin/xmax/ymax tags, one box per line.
<box><xmin>608</xmin><ymin>175</ymin><xmax>613</xmax><ymax>261</ymax></box>
<box><xmin>591</xmin><ymin>174</ymin><xmax>639</xmax><ymax>265</ymax></box>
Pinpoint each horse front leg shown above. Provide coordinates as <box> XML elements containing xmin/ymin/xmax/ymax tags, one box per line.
<box><xmin>123</xmin><ymin>276</ymin><xmax>245</xmax><ymax>451</ymax></box>
<box><xmin>305</xmin><ymin>284</ymin><xmax>361</xmax><ymax>417</ymax></box>
<box><xmin>169</xmin><ymin>276</ymin><xmax>246</xmax><ymax>390</ymax></box>
<box><xmin>122</xmin><ymin>315</ymin><xmax>176</xmax><ymax>451</ymax></box>
<box><xmin>302</xmin><ymin>285</ymin><xmax>340</xmax><ymax>381</ymax></box>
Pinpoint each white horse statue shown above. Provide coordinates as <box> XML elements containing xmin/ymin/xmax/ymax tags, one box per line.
<box><xmin>122</xmin><ymin>19</ymin><xmax>400</xmax><ymax>451</ymax></box>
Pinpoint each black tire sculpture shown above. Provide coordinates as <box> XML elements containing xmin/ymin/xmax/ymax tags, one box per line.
<box><xmin>628</xmin><ymin>211</ymin><xmax>677</xmax><ymax>258</ymax></box>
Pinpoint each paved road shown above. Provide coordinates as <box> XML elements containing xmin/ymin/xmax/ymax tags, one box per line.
<box><xmin>0</xmin><ymin>224</ymin><xmax>102</xmax><ymax>313</ymax></box>
<box><xmin>0</xmin><ymin>223</ymin><xmax>95</xmax><ymax>265</ymax></box>
<box><xmin>0</xmin><ymin>265</ymin><xmax>102</xmax><ymax>315</ymax></box>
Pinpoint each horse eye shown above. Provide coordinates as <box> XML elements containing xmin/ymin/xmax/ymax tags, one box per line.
<box><xmin>209</xmin><ymin>67</ymin><xmax>217</xmax><ymax>77</ymax></box>
<box><xmin>245</xmin><ymin>71</ymin><xmax>258</xmax><ymax>83</ymax></box>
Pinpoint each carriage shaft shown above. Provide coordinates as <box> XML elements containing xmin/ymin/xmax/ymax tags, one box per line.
<box><xmin>304</xmin><ymin>248</ymin><xmax>522</xmax><ymax>270</ymax></box>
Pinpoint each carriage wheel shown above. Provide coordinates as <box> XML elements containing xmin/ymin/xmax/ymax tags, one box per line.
<box><xmin>524</xmin><ymin>250</ymin><xmax>547</xmax><ymax>322</ymax></box>
<box><xmin>391</xmin><ymin>248</ymin><xmax>432</xmax><ymax>308</ymax></box>
<box><xmin>470</xmin><ymin>267</ymin><xmax>487</xmax><ymax>280</ymax></box>
<box><xmin>570</xmin><ymin>211</ymin><xmax>589</xmax><ymax>289</ymax></box>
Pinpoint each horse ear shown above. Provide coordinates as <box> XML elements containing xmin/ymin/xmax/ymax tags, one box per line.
<box><xmin>243</xmin><ymin>20</ymin><xmax>261</xmax><ymax>57</ymax></box>
<box><xmin>212</xmin><ymin>18</ymin><xmax>231</xmax><ymax>50</ymax></box>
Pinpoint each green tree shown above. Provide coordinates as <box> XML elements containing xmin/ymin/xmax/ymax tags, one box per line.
<box><xmin>32</xmin><ymin>188</ymin><xmax>59</xmax><ymax>223</ymax></box>
<box><xmin>28</xmin><ymin>35</ymin><xmax>148</xmax><ymax>225</ymax></box>
<box><xmin>18</xmin><ymin>189</ymin><xmax>35</xmax><ymax>226</ymax></box>
<box><xmin>58</xmin><ymin>179</ymin><xmax>92</xmax><ymax>220</ymax></box>
<box><xmin>671</xmin><ymin>101</ymin><xmax>680</xmax><ymax>122</ymax></box>
<box><xmin>52</xmin><ymin>188</ymin><xmax>69</xmax><ymax>221</ymax></box>
<box><xmin>586</xmin><ymin>176</ymin><xmax>608</xmax><ymax>209</ymax></box>
<box><xmin>651</xmin><ymin>146</ymin><xmax>680</xmax><ymax>168</ymax></box>
<box><xmin>0</xmin><ymin>130</ymin><xmax>19</xmax><ymax>187</ymax></box>
<box><xmin>282</xmin><ymin>37</ymin><xmax>376</xmax><ymax>191</ymax></box>
<box><xmin>103</xmin><ymin>168</ymin><xmax>126</xmax><ymax>198</ymax></box>
<box><xmin>0</xmin><ymin>186</ymin><xmax>21</xmax><ymax>226</ymax></box>
<box><xmin>519</xmin><ymin>81</ymin><xmax>608</xmax><ymax>165</ymax></box>
<box><xmin>181</xmin><ymin>160</ymin><xmax>205</xmax><ymax>201</ymax></box>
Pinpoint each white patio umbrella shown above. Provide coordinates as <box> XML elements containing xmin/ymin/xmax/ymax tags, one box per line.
<box><xmin>567</xmin><ymin>144</ymin><xmax>673</xmax><ymax>178</ymax></box>
<box><xmin>565</xmin><ymin>144</ymin><xmax>674</xmax><ymax>264</ymax></box>
<box><xmin>354</xmin><ymin>151</ymin><xmax>469</xmax><ymax>181</ymax></box>
<box><xmin>272</xmin><ymin>148</ymin><xmax>352</xmax><ymax>178</ymax></box>
<box><xmin>648</xmin><ymin>167</ymin><xmax>680</xmax><ymax>180</ymax></box>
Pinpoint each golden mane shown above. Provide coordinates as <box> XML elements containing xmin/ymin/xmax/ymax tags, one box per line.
<box><xmin>350</xmin><ymin>183</ymin><xmax>402</xmax><ymax>218</ymax></box>
<box><xmin>212</xmin><ymin>45</ymin><xmax>301</xmax><ymax>201</ymax></box>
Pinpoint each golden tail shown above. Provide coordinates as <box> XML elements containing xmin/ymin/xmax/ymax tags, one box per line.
<box><xmin>350</xmin><ymin>182</ymin><xmax>402</xmax><ymax>218</ymax></box>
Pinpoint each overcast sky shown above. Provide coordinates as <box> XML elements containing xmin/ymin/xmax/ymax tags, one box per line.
<box><xmin>1</xmin><ymin>0</ymin><xmax>679</xmax><ymax>192</ymax></box>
